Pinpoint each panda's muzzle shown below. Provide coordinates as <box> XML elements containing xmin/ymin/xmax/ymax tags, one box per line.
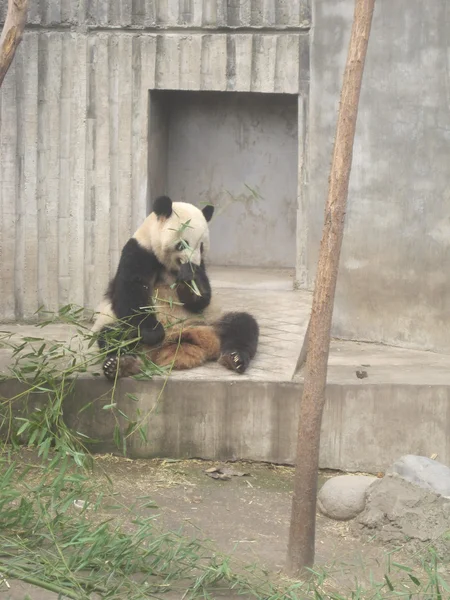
<box><xmin>176</xmin><ymin>261</ymin><xmax>199</xmax><ymax>282</ymax></box>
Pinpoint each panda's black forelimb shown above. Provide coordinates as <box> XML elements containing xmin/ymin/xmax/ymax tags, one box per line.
<box><xmin>96</xmin><ymin>324</ymin><xmax>140</xmax><ymax>357</ymax></box>
<box><xmin>214</xmin><ymin>312</ymin><xmax>259</xmax><ymax>374</ymax></box>
<box><xmin>97</xmin><ymin>325</ymin><xmax>116</xmax><ymax>356</ymax></box>
<box><xmin>105</xmin><ymin>238</ymin><xmax>166</xmax><ymax>348</ymax></box>
<box><xmin>176</xmin><ymin>260</ymin><xmax>212</xmax><ymax>313</ymax></box>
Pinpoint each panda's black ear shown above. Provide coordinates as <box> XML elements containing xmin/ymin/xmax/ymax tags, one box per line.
<box><xmin>202</xmin><ymin>204</ymin><xmax>214</xmax><ymax>223</ymax></box>
<box><xmin>153</xmin><ymin>196</ymin><xmax>173</xmax><ymax>219</ymax></box>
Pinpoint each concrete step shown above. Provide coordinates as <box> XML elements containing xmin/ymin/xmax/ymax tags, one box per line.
<box><xmin>1</xmin><ymin>267</ymin><xmax>450</xmax><ymax>473</ymax></box>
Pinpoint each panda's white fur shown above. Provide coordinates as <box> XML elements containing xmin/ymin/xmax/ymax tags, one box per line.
<box><xmin>91</xmin><ymin>202</ymin><xmax>221</xmax><ymax>335</ymax></box>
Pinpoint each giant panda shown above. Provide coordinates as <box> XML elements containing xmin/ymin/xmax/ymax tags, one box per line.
<box><xmin>91</xmin><ymin>195</ymin><xmax>259</xmax><ymax>380</ymax></box>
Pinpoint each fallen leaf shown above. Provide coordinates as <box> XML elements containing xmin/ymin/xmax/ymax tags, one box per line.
<box><xmin>206</xmin><ymin>472</ymin><xmax>231</xmax><ymax>481</ymax></box>
<box><xmin>221</xmin><ymin>467</ymin><xmax>249</xmax><ymax>477</ymax></box>
<box><xmin>204</xmin><ymin>465</ymin><xmax>250</xmax><ymax>481</ymax></box>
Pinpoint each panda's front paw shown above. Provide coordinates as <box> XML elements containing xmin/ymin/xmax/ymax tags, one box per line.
<box><xmin>103</xmin><ymin>356</ymin><xmax>119</xmax><ymax>380</ymax></box>
<box><xmin>219</xmin><ymin>351</ymin><xmax>249</xmax><ymax>374</ymax></box>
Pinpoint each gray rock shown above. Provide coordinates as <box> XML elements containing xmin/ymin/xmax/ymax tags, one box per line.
<box><xmin>317</xmin><ymin>475</ymin><xmax>377</xmax><ymax>521</ymax></box>
<box><xmin>354</xmin><ymin>473</ymin><xmax>450</xmax><ymax>557</ymax></box>
<box><xmin>388</xmin><ymin>455</ymin><xmax>450</xmax><ymax>497</ymax></box>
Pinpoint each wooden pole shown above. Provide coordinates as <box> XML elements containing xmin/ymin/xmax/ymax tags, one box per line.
<box><xmin>293</xmin><ymin>317</ymin><xmax>310</xmax><ymax>377</ymax></box>
<box><xmin>0</xmin><ymin>0</ymin><xmax>29</xmax><ymax>89</ymax></box>
<box><xmin>286</xmin><ymin>0</ymin><xmax>376</xmax><ymax>575</ymax></box>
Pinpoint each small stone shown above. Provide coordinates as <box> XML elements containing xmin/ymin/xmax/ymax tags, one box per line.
<box><xmin>318</xmin><ymin>475</ymin><xmax>377</xmax><ymax>521</ymax></box>
<box><xmin>388</xmin><ymin>455</ymin><xmax>450</xmax><ymax>497</ymax></box>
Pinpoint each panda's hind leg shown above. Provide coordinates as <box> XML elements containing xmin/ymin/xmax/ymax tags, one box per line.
<box><xmin>214</xmin><ymin>312</ymin><xmax>259</xmax><ymax>374</ymax></box>
<box><xmin>150</xmin><ymin>326</ymin><xmax>220</xmax><ymax>370</ymax></box>
<box><xmin>100</xmin><ymin>325</ymin><xmax>223</xmax><ymax>377</ymax></box>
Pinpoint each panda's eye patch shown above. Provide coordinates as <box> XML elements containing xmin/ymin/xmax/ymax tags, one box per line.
<box><xmin>175</xmin><ymin>241</ymin><xmax>190</xmax><ymax>252</ymax></box>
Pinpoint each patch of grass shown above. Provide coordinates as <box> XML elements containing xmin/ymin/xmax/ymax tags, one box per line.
<box><xmin>0</xmin><ymin>454</ymin><xmax>267</xmax><ymax>599</ymax></box>
<box><xmin>2</xmin><ymin>451</ymin><xmax>448</xmax><ymax>600</ymax></box>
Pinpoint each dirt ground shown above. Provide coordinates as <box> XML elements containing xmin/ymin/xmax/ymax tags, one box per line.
<box><xmin>99</xmin><ymin>457</ymin><xmax>356</xmax><ymax>567</ymax></box>
<box><xmin>90</xmin><ymin>457</ymin><xmax>418</xmax><ymax>584</ymax></box>
<box><xmin>2</xmin><ymin>453</ymin><xmax>447</xmax><ymax>600</ymax></box>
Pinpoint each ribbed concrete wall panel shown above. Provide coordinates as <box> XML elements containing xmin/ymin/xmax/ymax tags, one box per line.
<box><xmin>0</xmin><ymin>28</ymin><xmax>306</xmax><ymax>319</ymax></box>
<box><xmin>0</xmin><ymin>0</ymin><xmax>310</xmax><ymax>28</ymax></box>
<box><xmin>0</xmin><ymin>33</ymin><xmax>89</xmax><ymax>320</ymax></box>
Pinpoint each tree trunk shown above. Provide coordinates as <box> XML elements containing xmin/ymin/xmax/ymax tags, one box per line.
<box><xmin>0</xmin><ymin>0</ymin><xmax>29</xmax><ymax>89</ymax></box>
<box><xmin>286</xmin><ymin>0</ymin><xmax>376</xmax><ymax>576</ymax></box>
<box><xmin>293</xmin><ymin>317</ymin><xmax>310</xmax><ymax>377</ymax></box>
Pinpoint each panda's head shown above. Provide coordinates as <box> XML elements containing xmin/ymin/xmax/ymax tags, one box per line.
<box><xmin>134</xmin><ymin>196</ymin><xmax>214</xmax><ymax>274</ymax></box>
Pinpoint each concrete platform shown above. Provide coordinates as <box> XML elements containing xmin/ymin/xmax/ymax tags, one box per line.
<box><xmin>1</xmin><ymin>267</ymin><xmax>450</xmax><ymax>473</ymax></box>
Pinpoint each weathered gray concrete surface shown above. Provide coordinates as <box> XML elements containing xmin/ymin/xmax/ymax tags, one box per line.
<box><xmin>0</xmin><ymin>0</ymin><xmax>311</xmax><ymax>29</ymax></box>
<box><xmin>306</xmin><ymin>0</ymin><xmax>450</xmax><ymax>353</ymax></box>
<box><xmin>0</xmin><ymin>1</ymin><xmax>308</xmax><ymax>321</ymax></box>
<box><xmin>166</xmin><ymin>91</ymin><xmax>298</xmax><ymax>268</ymax></box>
<box><xmin>3</xmin><ymin>375</ymin><xmax>450</xmax><ymax>474</ymax></box>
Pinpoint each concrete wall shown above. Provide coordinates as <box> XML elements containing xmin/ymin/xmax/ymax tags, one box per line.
<box><xmin>0</xmin><ymin>0</ymin><xmax>311</xmax><ymax>29</ymax></box>
<box><xmin>307</xmin><ymin>0</ymin><xmax>450</xmax><ymax>353</ymax></box>
<box><xmin>2</xmin><ymin>0</ymin><xmax>450</xmax><ymax>356</ymax></box>
<box><xmin>5</xmin><ymin>377</ymin><xmax>450</xmax><ymax>473</ymax></box>
<box><xmin>166</xmin><ymin>91</ymin><xmax>298</xmax><ymax>268</ymax></box>
<box><xmin>0</xmin><ymin>0</ymin><xmax>309</xmax><ymax>321</ymax></box>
